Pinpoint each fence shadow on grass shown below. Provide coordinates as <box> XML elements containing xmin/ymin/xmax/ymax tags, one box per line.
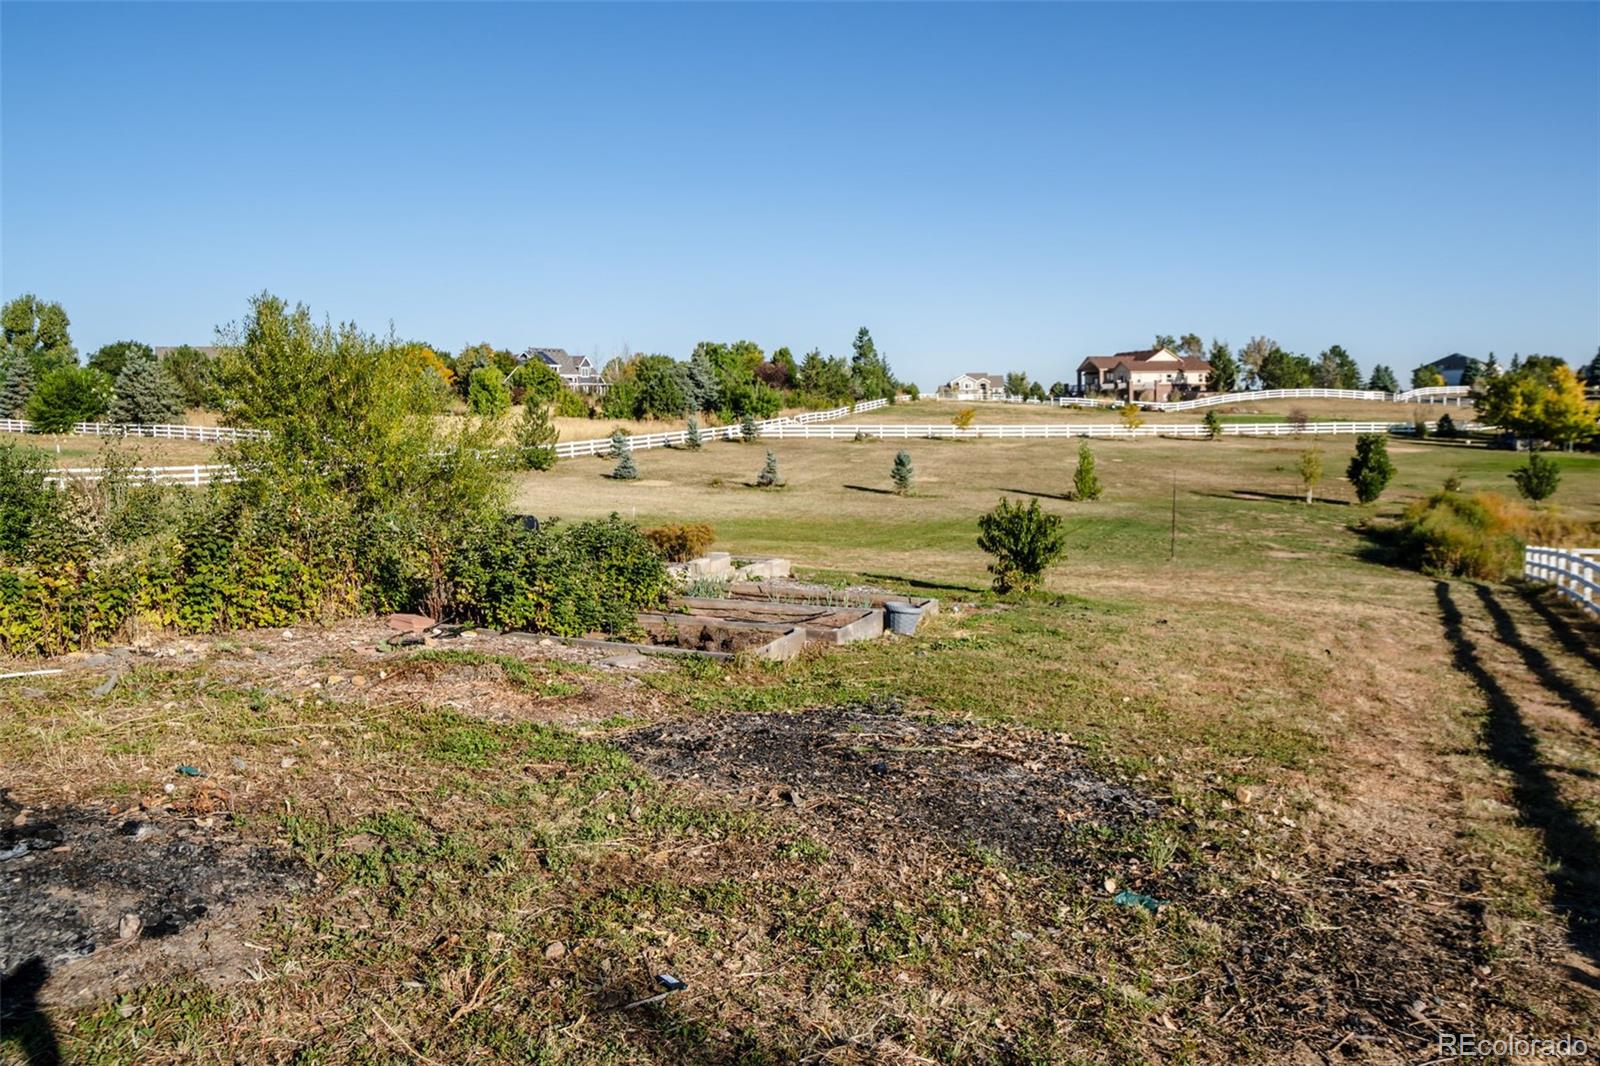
<box><xmin>1434</xmin><ymin>581</ymin><xmax>1600</xmax><ymax>974</ymax></box>
<box><xmin>1516</xmin><ymin>585</ymin><xmax>1600</xmax><ymax>673</ymax></box>
<box><xmin>1474</xmin><ymin>585</ymin><xmax>1600</xmax><ymax>731</ymax></box>
<box><xmin>999</xmin><ymin>487</ymin><xmax>1074</xmax><ymax>502</ymax></box>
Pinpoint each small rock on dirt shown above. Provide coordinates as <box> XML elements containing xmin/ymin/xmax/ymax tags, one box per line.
<box><xmin>544</xmin><ymin>941</ymin><xmax>567</xmax><ymax>960</ymax></box>
<box><xmin>384</xmin><ymin>613</ymin><xmax>435</xmax><ymax>634</ymax></box>
<box><xmin>597</xmin><ymin>652</ymin><xmax>651</xmax><ymax>670</ymax></box>
<box><xmin>118</xmin><ymin>913</ymin><xmax>142</xmax><ymax>940</ymax></box>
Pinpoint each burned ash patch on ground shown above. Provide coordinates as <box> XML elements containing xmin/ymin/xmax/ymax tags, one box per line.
<box><xmin>1</xmin><ymin>792</ymin><xmax>305</xmax><ymax>1009</ymax></box>
<box><xmin>619</xmin><ymin>702</ymin><xmax>1156</xmax><ymax>868</ymax></box>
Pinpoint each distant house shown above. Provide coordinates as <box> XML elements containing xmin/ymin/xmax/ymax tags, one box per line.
<box><xmin>937</xmin><ymin>372</ymin><xmax>1007</xmax><ymax>401</ymax></box>
<box><xmin>1075</xmin><ymin>348</ymin><xmax>1210</xmax><ymax>401</ymax></box>
<box><xmin>1421</xmin><ymin>353</ymin><xmax>1475</xmax><ymax>386</ymax></box>
<box><xmin>521</xmin><ymin>347</ymin><xmax>605</xmax><ymax>393</ymax></box>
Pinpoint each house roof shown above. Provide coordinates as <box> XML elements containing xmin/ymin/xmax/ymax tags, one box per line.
<box><xmin>524</xmin><ymin>347</ymin><xmax>596</xmax><ymax>376</ymax></box>
<box><xmin>1426</xmin><ymin>353</ymin><xmax>1473</xmax><ymax>370</ymax></box>
<box><xmin>1079</xmin><ymin>349</ymin><xmax>1210</xmax><ymax>374</ymax></box>
<box><xmin>948</xmin><ymin>373</ymin><xmax>1005</xmax><ymax>388</ymax></box>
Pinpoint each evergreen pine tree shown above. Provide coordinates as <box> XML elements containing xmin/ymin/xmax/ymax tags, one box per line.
<box><xmin>1345</xmin><ymin>433</ymin><xmax>1396</xmax><ymax>504</ymax></box>
<box><xmin>612</xmin><ymin>452</ymin><xmax>638</xmax><ymax>480</ymax></box>
<box><xmin>1072</xmin><ymin>442</ymin><xmax>1102</xmax><ymax>500</ymax></box>
<box><xmin>514</xmin><ymin>402</ymin><xmax>558</xmax><ymax>470</ymax></box>
<box><xmin>1203</xmin><ymin>410</ymin><xmax>1223</xmax><ymax>439</ymax></box>
<box><xmin>1510</xmin><ymin>451</ymin><xmax>1561</xmax><ymax>502</ymax></box>
<box><xmin>684</xmin><ymin>415</ymin><xmax>703</xmax><ymax>450</ymax></box>
<box><xmin>109</xmin><ymin>345</ymin><xmax>183</xmax><ymax>424</ymax></box>
<box><xmin>607</xmin><ymin>428</ymin><xmax>632</xmax><ymax>460</ymax></box>
<box><xmin>740</xmin><ymin>412</ymin><xmax>760</xmax><ymax>443</ymax></box>
<box><xmin>891</xmin><ymin>449</ymin><xmax>914</xmax><ymax>495</ymax></box>
<box><xmin>755</xmin><ymin>449</ymin><xmax>783</xmax><ymax>487</ymax></box>
<box><xmin>0</xmin><ymin>357</ymin><xmax>32</xmax><ymax>419</ymax></box>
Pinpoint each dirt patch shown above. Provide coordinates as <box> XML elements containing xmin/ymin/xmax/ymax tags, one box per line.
<box><xmin>0</xmin><ymin>791</ymin><xmax>305</xmax><ymax>1010</ymax></box>
<box><xmin>620</xmin><ymin>702</ymin><xmax>1155</xmax><ymax>867</ymax></box>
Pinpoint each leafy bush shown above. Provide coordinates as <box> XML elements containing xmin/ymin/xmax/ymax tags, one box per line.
<box><xmin>451</xmin><ymin>515</ymin><xmax>670</xmax><ymax>636</ymax></box>
<box><xmin>953</xmin><ymin>407</ymin><xmax>976</xmax><ymax>430</ymax></box>
<box><xmin>0</xmin><ymin>441</ymin><xmax>59</xmax><ymax>557</ymax></box>
<box><xmin>25</xmin><ymin>365</ymin><xmax>112</xmax><ymax>431</ymax></box>
<box><xmin>553</xmin><ymin>389</ymin><xmax>590</xmax><ymax>418</ymax></box>
<box><xmin>976</xmin><ymin>497</ymin><xmax>1067</xmax><ymax>594</ymax></box>
<box><xmin>1203</xmin><ymin>410</ymin><xmax>1223</xmax><ymax>439</ymax></box>
<box><xmin>643</xmin><ymin>522</ymin><xmax>715</xmax><ymax>562</ymax></box>
<box><xmin>1071</xmin><ymin>442</ymin><xmax>1102</xmax><ymax>501</ymax></box>
<box><xmin>1510</xmin><ymin>450</ymin><xmax>1561</xmax><ymax>502</ymax></box>
<box><xmin>467</xmin><ymin>366</ymin><xmax>511</xmax><ymax>418</ymax></box>
<box><xmin>1119</xmin><ymin>404</ymin><xmax>1143</xmax><ymax>430</ymax></box>
<box><xmin>1345</xmin><ymin>433</ymin><xmax>1395</xmax><ymax>504</ymax></box>
<box><xmin>891</xmin><ymin>450</ymin><xmax>914</xmax><ymax>495</ymax></box>
<box><xmin>1395</xmin><ymin>490</ymin><xmax>1588</xmax><ymax>581</ymax></box>
<box><xmin>1296</xmin><ymin>446</ymin><xmax>1323</xmax><ymax>503</ymax></box>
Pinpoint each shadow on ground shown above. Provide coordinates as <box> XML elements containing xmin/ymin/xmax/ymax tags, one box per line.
<box><xmin>1435</xmin><ymin>581</ymin><xmax>1600</xmax><ymax>972</ymax></box>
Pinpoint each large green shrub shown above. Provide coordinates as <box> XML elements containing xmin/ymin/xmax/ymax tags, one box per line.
<box><xmin>451</xmin><ymin>515</ymin><xmax>670</xmax><ymax>636</ymax></box>
<box><xmin>1071</xmin><ymin>442</ymin><xmax>1102</xmax><ymax>501</ymax></box>
<box><xmin>1395</xmin><ymin>489</ymin><xmax>1587</xmax><ymax>581</ymax></box>
<box><xmin>25</xmin><ymin>365</ymin><xmax>111</xmax><ymax>431</ymax></box>
<box><xmin>976</xmin><ymin>497</ymin><xmax>1067</xmax><ymax>594</ymax></box>
<box><xmin>0</xmin><ymin>441</ymin><xmax>58</xmax><ymax>557</ymax></box>
<box><xmin>467</xmin><ymin>366</ymin><xmax>512</xmax><ymax>418</ymax></box>
<box><xmin>110</xmin><ymin>345</ymin><xmax>184</xmax><ymax>424</ymax></box>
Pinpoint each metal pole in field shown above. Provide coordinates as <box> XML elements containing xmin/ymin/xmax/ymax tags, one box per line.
<box><xmin>1169</xmin><ymin>474</ymin><xmax>1177</xmax><ymax>561</ymax></box>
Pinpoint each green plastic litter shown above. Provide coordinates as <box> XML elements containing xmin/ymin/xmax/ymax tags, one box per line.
<box><xmin>175</xmin><ymin>765</ymin><xmax>205</xmax><ymax>777</ymax></box>
<box><xmin>1112</xmin><ymin>889</ymin><xmax>1162</xmax><ymax>914</ymax></box>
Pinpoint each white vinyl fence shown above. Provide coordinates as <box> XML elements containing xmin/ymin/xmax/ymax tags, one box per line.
<box><xmin>754</xmin><ymin>419</ymin><xmax>1476</xmax><ymax>441</ymax></box>
<box><xmin>1524</xmin><ymin>547</ymin><xmax>1600</xmax><ymax>618</ymax></box>
<box><xmin>1055</xmin><ymin>386</ymin><xmax>1472</xmax><ymax>413</ymax></box>
<box><xmin>0</xmin><ymin>419</ymin><xmax>264</xmax><ymax>441</ymax></box>
<box><xmin>552</xmin><ymin>398</ymin><xmax>889</xmax><ymax>458</ymax></box>
<box><xmin>44</xmin><ymin>464</ymin><xmax>238</xmax><ymax>487</ymax></box>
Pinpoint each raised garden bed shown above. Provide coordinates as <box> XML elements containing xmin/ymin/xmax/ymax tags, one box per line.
<box><xmin>666</xmin><ymin>598</ymin><xmax>884</xmax><ymax>645</ymax></box>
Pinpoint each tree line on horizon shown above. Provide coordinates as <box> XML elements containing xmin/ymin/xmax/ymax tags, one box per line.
<box><xmin>0</xmin><ymin>292</ymin><xmax>909</xmax><ymax>432</ymax></box>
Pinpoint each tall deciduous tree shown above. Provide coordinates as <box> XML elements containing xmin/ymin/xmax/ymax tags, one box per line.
<box><xmin>162</xmin><ymin>344</ymin><xmax>220</xmax><ymax>409</ymax></box>
<box><xmin>1177</xmin><ymin>333</ymin><xmax>1205</xmax><ymax>359</ymax></box>
<box><xmin>109</xmin><ymin>345</ymin><xmax>184</xmax><ymax>424</ymax></box>
<box><xmin>88</xmin><ymin>340</ymin><xmax>154</xmax><ymax>380</ymax></box>
<box><xmin>1477</xmin><ymin>360</ymin><xmax>1598</xmax><ymax>449</ymax></box>
<box><xmin>1</xmin><ymin>294</ymin><xmax>76</xmax><ymax>378</ymax></box>
<box><xmin>1257</xmin><ymin>349</ymin><xmax>1314</xmax><ymax>389</ymax></box>
<box><xmin>1239</xmin><ymin>336</ymin><xmax>1278</xmax><ymax>388</ymax></box>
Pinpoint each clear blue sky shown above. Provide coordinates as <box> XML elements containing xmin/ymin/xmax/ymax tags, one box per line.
<box><xmin>3</xmin><ymin>2</ymin><xmax>1596</xmax><ymax>386</ymax></box>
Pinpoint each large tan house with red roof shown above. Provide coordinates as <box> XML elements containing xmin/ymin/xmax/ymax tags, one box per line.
<box><xmin>1076</xmin><ymin>348</ymin><xmax>1211</xmax><ymax>401</ymax></box>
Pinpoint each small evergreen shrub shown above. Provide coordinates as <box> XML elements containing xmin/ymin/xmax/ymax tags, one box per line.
<box><xmin>1071</xmin><ymin>442</ymin><xmax>1102</xmax><ymax>501</ymax></box>
<box><xmin>684</xmin><ymin>416</ymin><xmax>703</xmax><ymax>450</ymax></box>
<box><xmin>612</xmin><ymin>453</ymin><xmax>638</xmax><ymax>480</ymax></box>
<box><xmin>755</xmin><ymin>450</ymin><xmax>783</xmax><ymax>487</ymax></box>
<box><xmin>891</xmin><ymin>450</ymin><xmax>914</xmax><ymax>495</ymax></box>
<box><xmin>741</xmin><ymin>413</ymin><xmax>761</xmax><ymax>443</ymax></box>
<box><xmin>1345</xmin><ymin>433</ymin><xmax>1396</xmax><ymax>504</ymax></box>
<box><xmin>1203</xmin><ymin>410</ymin><xmax>1223</xmax><ymax>439</ymax></box>
<box><xmin>1510</xmin><ymin>451</ymin><xmax>1561</xmax><ymax>502</ymax></box>
<box><xmin>1436</xmin><ymin>412</ymin><xmax>1457</xmax><ymax>439</ymax></box>
<box><xmin>607</xmin><ymin>428</ymin><xmax>632</xmax><ymax>460</ymax></box>
<box><xmin>976</xmin><ymin>497</ymin><xmax>1067</xmax><ymax>594</ymax></box>
<box><xmin>643</xmin><ymin>522</ymin><xmax>716</xmax><ymax>562</ymax></box>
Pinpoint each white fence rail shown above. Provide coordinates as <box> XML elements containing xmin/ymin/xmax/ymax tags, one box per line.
<box><xmin>0</xmin><ymin>418</ymin><xmax>264</xmax><ymax>441</ymax></box>
<box><xmin>552</xmin><ymin>398</ymin><xmax>888</xmax><ymax>458</ymax></box>
<box><xmin>1055</xmin><ymin>386</ymin><xmax>1472</xmax><ymax>413</ymax></box>
<box><xmin>43</xmin><ymin>412</ymin><xmax>1455</xmax><ymax>485</ymax></box>
<box><xmin>1524</xmin><ymin>546</ymin><xmax>1600</xmax><ymax>618</ymax></box>
<box><xmin>757</xmin><ymin>419</ymin><xmax>1472</xmax><ymax>441</ymax></box>
<box><xmin>44</xmin><ymin>464</ymin><xmax>238</xmax><ymax>486</ymax></box>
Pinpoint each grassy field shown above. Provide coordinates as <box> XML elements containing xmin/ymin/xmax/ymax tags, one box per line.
<box><xmin>4</xmin><ymin>433</ymin><xmax>1598</xmax><ymax>1063</ymax></box>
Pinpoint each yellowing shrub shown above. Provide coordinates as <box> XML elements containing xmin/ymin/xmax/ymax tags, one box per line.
<box><xmin>643</xmin><ymin>522</ymin><xmax>716</xmax><ymax>562</ymax></box>
<box><xmin>1396</xmin><ymin>490</ymin><xmax>1592</xmax><ymax>581</ymax></box>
